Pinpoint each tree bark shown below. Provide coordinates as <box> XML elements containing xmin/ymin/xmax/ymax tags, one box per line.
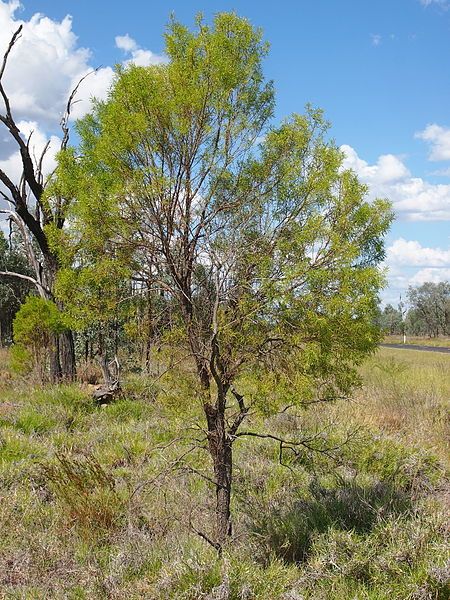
<box><xmin>205</xmin><ymin>402</ymin><xmax>233</xmax><ymax>551</ymax></box>
<box><xmin>59</xmin><ymin>329</ymin><xmax>76</xmax><ymax>381</ymax></box>
<box><xmin>49</xmin><ymin>334</ymin><xmax>62</xmax><ymax>383</ymax></box>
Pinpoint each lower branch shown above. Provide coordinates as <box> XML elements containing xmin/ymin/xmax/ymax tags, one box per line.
<box><xmin>0</xmin><ymin>270</ymin><xmax>50</xmax><ymax>297</ymax></box>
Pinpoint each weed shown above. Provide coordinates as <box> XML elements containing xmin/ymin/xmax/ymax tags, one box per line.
<box><xmin>42</xmin><ymin>453</ymin><xmax>127</xmax><ymax>533</ymax></box>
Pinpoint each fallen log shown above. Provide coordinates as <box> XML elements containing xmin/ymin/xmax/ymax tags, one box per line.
<box><xmin>92</xmin><ymin>380</ymin><xmax>121</xmax><ymax>404</ymax></box>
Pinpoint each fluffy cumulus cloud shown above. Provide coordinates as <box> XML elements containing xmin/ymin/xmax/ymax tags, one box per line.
<box><xmin>341</xmin><ymin>144</ymin><xmax>450</xmax><ymax>221</ymax></box>
<box><xmin>341</xmin><ymin>139</ymin><xmax>450</xmax><ymax>301</ymax></box>
<box><xmin>115</xmin><ymin>33</ymin><xmax>167</xmax><ymax>67</ymax></box>
<box><xmin>387</xmin><ymin>238</ymin><xmax>450</xmax><ymax>268</ymax></box>
<box><xmin>0</xmin><ymin>1</ymin><xmax>115</xmax><ymax>127</ymax></box>
<box><xmin>0</xmin><ymin>1</ymin><xmax>164</xmax><ymax>218</ymax></box>
<box><xmin>381</xmin><ymin>238</ymin><xmax>450</xmax><ymax>304</ymax></box>
<box><xmin>415</xmin><ymin>124</ymin><xmax>450</xmax><ymax>161</ymax></box>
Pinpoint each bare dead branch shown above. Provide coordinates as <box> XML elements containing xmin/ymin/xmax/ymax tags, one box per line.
<box><xmin>189</xmin><ymin>520</ymin><xmax>222</xmax><ymax>552</ymax></box>
<box><xmin>0</xmin><ymin>269</ymin><xmax>50</xmax><ymax>295</ymax></box>
<box><xmin>60</xmin><ymin>68</ymin><xmax>99</xmax><ymax>150</ymax></box>
<box><xmin>0</xmin><ymin>25</ymin><xmax>22</xmax><ymax>116</ymax></box>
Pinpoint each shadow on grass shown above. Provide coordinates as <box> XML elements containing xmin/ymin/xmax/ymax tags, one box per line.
<box><xmin>251</xmin><ymin>476</ymin><xmax>413</xmax><ymax>564</ymax></box>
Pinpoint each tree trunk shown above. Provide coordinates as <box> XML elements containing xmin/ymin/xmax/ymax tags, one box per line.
<box><xmin>47</xmin><ymin>261</ymin><xmax>77</xmax><ymax>382</ymax></box>
<box><xmin>49</xmin><ymin>334</ymin><xmax>62</xmax><ymax>383</ymax></box>
<box><xmin>205</xmin><ymin>403</ymin><xmax>233</xmax><ymax>551</ymax></box>
<box><xmin>59</xmin><ymin>329</ymin><xmax>76</xmax><ymax>381</ymax></box>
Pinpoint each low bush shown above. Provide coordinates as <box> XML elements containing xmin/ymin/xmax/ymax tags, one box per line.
<box><xmin>41</xmin><ymin>453</ymin><xmax>127</xmax><ymax>534</ymax></box>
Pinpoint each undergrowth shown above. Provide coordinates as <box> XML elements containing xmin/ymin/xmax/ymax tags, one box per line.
<box><xmin>0</xmin><ymin>347</ymin><xmax>448</xmax><ymax>599</ymax></box>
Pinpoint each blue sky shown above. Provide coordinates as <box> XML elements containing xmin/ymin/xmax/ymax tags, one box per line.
<box><xmin>1</xmin><ymin>0</ymin><xmax>449</xmax><ymax>305</ymax></box>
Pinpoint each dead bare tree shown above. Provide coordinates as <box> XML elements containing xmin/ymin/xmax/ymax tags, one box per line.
<box><xmin>0</xmin><ymin>25</ymin><xmax>95</xmax><ymax>381</ymax></box>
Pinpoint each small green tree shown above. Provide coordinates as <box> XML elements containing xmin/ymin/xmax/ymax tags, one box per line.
<box><xmin>55</xmin><ymin>13</ymin><xmax>393</xmax><ymax>550</ymax></box>
<box><xmin>11</xmin><ymin>296</ymin><xmax>66</xmax><ymax>381</ymax></box>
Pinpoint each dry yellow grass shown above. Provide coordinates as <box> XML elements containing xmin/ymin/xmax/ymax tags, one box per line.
<box><xmin>347</xmin><ymin>347</ymin><xmax>450</xmax><ymax>465</ymax></box>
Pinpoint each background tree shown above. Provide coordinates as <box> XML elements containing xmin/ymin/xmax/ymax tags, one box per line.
<box><xmin>55</xmin><ymin>13</ymin><xmax>393</xmax><ymax>551</ymax></box>
<box><xmin>379</xmin><ymin>303</ymin><xmax>403</xmax><ymax>335</ymax></box>
<box><xmin>10</xmin><ymin>296</ymin><xmax>66</xmax><ymax>381</ymax></box>
<box><xmin>407</xmin><ymin>281</ymin><xmax>450</xmax><ymax>338</ymax></box>
<box><xmin>0</xmin><ymin>230</ymin><xmax>32</xmax><ymax>345</ymax></box>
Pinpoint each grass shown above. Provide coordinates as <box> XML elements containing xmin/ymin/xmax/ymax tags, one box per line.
<box><xmin>383</xmin><ymin>335</ymin><xmax>450</xmax><ymax>348</ymax></box>
<box><xmin>0</xmin><ymin>346</ymin><xmax>448</xmax><ymax>598</ymax></box>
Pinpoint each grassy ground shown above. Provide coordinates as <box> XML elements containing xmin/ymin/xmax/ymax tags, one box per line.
<box><xmin>383</xmin><ymin>335</ymin><xmax>450</xmax><ymax>348</ymax></box>
<box><xmin>0</xmin><ymin>347</ymin><xmax>448</xmax><ymax>599</ymax></box>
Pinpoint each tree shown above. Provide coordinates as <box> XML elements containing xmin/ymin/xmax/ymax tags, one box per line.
<box><xmin>0</xmin><ymin>230</ymin><xmax>32</xmax><ymax>345</ymax></box>
<box><xmin>11</xmin><ymin>296</ymin><xmax>66</xmax><ymax>381</ymax></box>
<box><xmin>407</xmin><ymin>281</ymin><xmax>450</xmax><ymax>337</ymax></box>
<box><xmin>379</xmin><ymin>303</ymin><xmax>403</xmax><ymax>335</ymax></box>
<box><xmin>55</xmin><ymin>13</ymin><xmax>393</xmax><ymax>551</ymax></box>
<box><xmin>0</xmin><ymin>25</ymin><xmax>84</xmax><ymax>381</ymax></box>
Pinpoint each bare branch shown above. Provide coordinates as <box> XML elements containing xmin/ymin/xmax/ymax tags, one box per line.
<box><xmin>189</xmin><ymin>520</ymin><xmax>222</xmax><ymax>552</ymax></box>
<box><xmin>60</xmin><ymin>69</ymin><xmax>99</xmax><ymax>150</ymax></box>
<box><xmin>0</xmin><ymin>269</ymin><xmax>50</xmax><ymax>296</ymax></box>
<box><xmin>228</xmin><ymin>386</ymin><xmax>249</xmax><ymax>436</ymax></box>
<box><xmin>235</xmin><ymin>428</ymin><xmax>360</xmax><ymax>463</ymax></box>
<box><xmin>0</xmin><ymin>25</ymin><xmax>22</xmax><ymax>116</ymax></box>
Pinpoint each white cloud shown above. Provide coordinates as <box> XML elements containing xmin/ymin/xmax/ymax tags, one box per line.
<box><xmin>342</xmin><ymin>147</ymin><xmax>410</xmax><ymax>183</ymax></box>
<box><xmin>387</xmin><ymin>238</ymin><xmax>450</xmax><ymax>267</ymax></box>
<box><xmin>0</xmin><ymin>120</ymin><xmax>60</xmax><ymax>204</ymax></box>
<box><xmin>415</xmin><ymin>124</ymin><xmax>450</xmax><ymax>161</ymax></box>
<box><xmin>341</xmin><ymin>144</ymin><xmax>450</xmax><ymax>221</ymax></box>
<box><xmin>0</xmin><ymin>0</ymin><xmax>166</xmax><ymax>223</ymax></box>
<box><xmin>115</xmin><ymin>34</ymin><xmax>137</xmax><ymax>53</ymax></box>
<box><xmin>115</xmin><ymin>33</ymin><xmax>167</xmax><ymax>67</ymax></box>
<box><xmin>0</xmin><ymin>0</ymin><xmax>117</xmax><ymax>217</ymax></box>
<box><xmin>0</xmin><ymin>1</ymin><xmax>114</xmax><ymax>127</ymax></box>
<box><xmin>380</xmin><ymin>237</ymin><xmax>450</xmax><ymax>303</ymax></box>
<box><xmin>409</xmin><ymin>267</ymin><xmax>450</xmax><ymax>285</ymax></box>
<box><xmin>420</xmin><ymin>0</ymin><xmax>449</xmax><ymax>7</ymax></box>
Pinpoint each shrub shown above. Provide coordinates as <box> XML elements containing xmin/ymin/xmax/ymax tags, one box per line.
<box><xmin>12</xmin><ymin>296</ymin><xmax>66</xmax><ymax>380</ymax></box>
<box><xmin>42</xmin><ymin>453</ymin><xmax>127</xmax><ymax>534</ymax></box>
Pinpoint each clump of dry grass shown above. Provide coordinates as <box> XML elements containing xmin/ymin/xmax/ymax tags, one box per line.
<box><xmin>42</xmin><ymin>453</ymin><xmax>127</xmax><ymax>533</ymax></box>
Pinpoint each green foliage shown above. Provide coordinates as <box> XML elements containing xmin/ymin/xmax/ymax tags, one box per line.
<box><xmin>55</xmin><ymin>259</ymin><xmax>131</xmax><ymax>331</ymax></box>
<box><xmin>11</xmin><ymin>296</ymin><xmax>66</xmax><ymax>378</ymax></box>
<box><xmin>407</xmin><ymin>281</ymin><xmax>450</xmax><ymax>337</ymax></box>
<box><xmin>13</xmin><ymin>296</ymin><xmax>65</xmax><ymax>346</ymax></box>
<box><xmin>55</xmin><ymin>13</ymin><xmax>393</xmax><ymax>414</ymax></box>
<box><xmin>8</xmin><ymin>342</ymin><xmax>33</xmax><ymax>375</ymax></box>
<box><xmin>379</xmin><ymin>303</ymin><xmax>404</xmax><ymax>335</ymax></box>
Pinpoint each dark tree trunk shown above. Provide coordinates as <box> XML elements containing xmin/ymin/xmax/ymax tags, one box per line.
<box><xmin>47</xmin><ymin>263</ymin><xmax>76</xmax><ymax>382</ymax></box>
<box><xmin>49</xmin><ymin>334</ymin><xmax>62</xmax><ymax>383</ymax></box>
<box><xmin>205</xmin><ymin>402</ymin><xmax>233</xmax><ymax>551</ymax></box>
<box><xmin>59</xmin><ymin>329</ymin><xmax>76</xmax><ymax>381</ymax></box>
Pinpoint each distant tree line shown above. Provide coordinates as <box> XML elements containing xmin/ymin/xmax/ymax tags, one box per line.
<box><xmin>379</xmin><ymin>281</ymin><xmax>450</xmax><ymax>338</ymax></box>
